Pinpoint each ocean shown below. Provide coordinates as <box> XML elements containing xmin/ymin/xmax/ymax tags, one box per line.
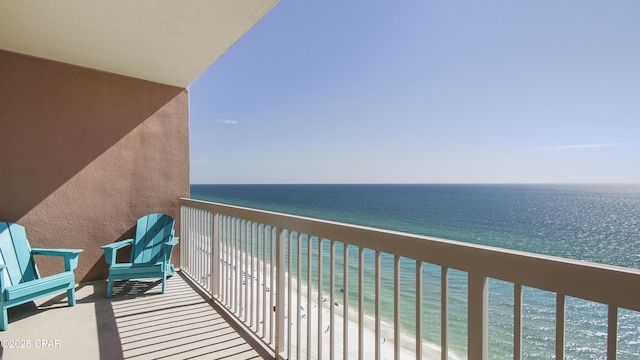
<box><xmin>190</xmin><ymin>184</ymin><xmax>640</xmax><ymax>359</ymax></box>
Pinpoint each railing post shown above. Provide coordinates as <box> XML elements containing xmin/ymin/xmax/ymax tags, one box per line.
<box><xmin>287</xmin><ymin>232</ymin><xmax>293</xmax><ymax>360</ymax></box>
<box><xmin>343</xmin><ymin>244</ymin><xmax>350</xmax><ymax>359</ymax></box>
<box><xmin>358</xmin><ymin>246</ymin><xmax>364</xmax><ymax>360</ymax></box>
<box><xmin>468</xmin><ymin>273</ymin><xmax>488</xmax><ymax>360</ymax></box>
<box><xmin>179</xmin><ymin>206</ymin><xmax>186</xmax><ymax>273</ymax></box>
<box><xmin>556</xmin><ymin>293</ymin><xmax>566</xmax><ymax>360</ymax></box>
<box><xmin>330</xmin><ymin>240</ymin><xmax>336</xmax><ymax>360</ymax></box>
<box><xmin>275</xmin><ymin>228</ymin><xmax>286</xmax><ymax>357</ymax></box>
<box><xmin>375</xmin><ymin>251</ymin><xmax>381</xmax><ymax>360</ymax></box>
<box><xmin>441</xmin><ymin>267</ymin><xmax>448</xmax><ymax>360</ymax></box>
<box><xmin>608</xmin><ymin>305</ymin><xmax>618</xmax><ymax>360</ymax></box>
<box><xmin>514</xmin><ymin>284</ymin><xmax>522</xmax><ymax>360</ymax></box>
<box><xmin>416</xmin><ymin>260</ymin><xmax>423</xmax><ymax>360</ymax></box>
<box><xmin>307</xmin><ymin>236</ymin><xmax>313</xmax><ymax>360</ymax></box>
<box><xmin>318</xmin><ymin>237</ymin><xmax>324</xmax><ymax>360</ymax></box>
<box><xmin>394</xmin><ymin>255</ymin><xmax>401</xmax><ymax>360</ymax></box>
<box><xmin>211</xmin><ymin>212</ymin><xmax>220</xmax><ymax>299</ymax></box>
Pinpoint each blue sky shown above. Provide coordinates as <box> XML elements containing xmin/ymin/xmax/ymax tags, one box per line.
<box><xmin>189</xmin><ymin>1</ymin><xmax>640</xmax><ymax>184</ymax></box>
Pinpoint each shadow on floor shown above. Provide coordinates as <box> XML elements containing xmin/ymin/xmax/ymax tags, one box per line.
<box><xmin>5</xmin><ymin>273</ymin><xmax>271</xmax><ymax>360</ymax></box>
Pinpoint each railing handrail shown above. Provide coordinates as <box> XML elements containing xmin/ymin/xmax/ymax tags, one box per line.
<box><xmin>180</xmin><ymin>197</ymin><xmax>640</xmax><ymax>312</ymax></box>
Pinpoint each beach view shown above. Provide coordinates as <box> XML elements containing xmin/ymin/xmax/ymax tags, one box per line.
<box><xmin>3</xmin><ymin>1</ymin><xmax>638</xmax><ymax>359</ymax></box>
<box><xmin>182</xmin><ymin>1</ymin><xmax>640</xmax><ymax>359</ymax></box>
<box><xmin>186</xmin><ymin>1</ymin><xmax>640</xmax><ymax>359</ymax></box>
<box><xmin>185</xmin><ymin>184</ymin><xmax>640</xmax><ymax>359</ymax></box>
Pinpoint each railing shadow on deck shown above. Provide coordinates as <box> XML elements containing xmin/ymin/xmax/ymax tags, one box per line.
<box><xmin>106</xmin><ymin>273</ymin><xmax>272</xmax><ymax>360</ymax></box>
<box><xmin>6</xmin><ymin>274</ymin><xmax>271</xmax><ymax>360</ymax></box>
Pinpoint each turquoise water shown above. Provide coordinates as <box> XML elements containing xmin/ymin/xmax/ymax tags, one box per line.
<box><xmin>191</xmin><ymin>184</ymin><xmax>640</xmax><ymax>359</ymax></box>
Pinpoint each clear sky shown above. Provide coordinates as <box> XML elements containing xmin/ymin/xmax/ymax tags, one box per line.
<box><xmin>189</xmin><ymin>1</ymin><xmax>640</xmax><ymax>184</ymax></box>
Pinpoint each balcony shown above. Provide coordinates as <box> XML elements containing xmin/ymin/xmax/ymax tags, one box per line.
<box><xmin>4</xmin><ymin>198</ymin><xmax>640</xmax><ymax>359</ymax></box>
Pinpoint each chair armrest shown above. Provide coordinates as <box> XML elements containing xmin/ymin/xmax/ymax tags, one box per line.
<box><xmin>101</xmin><ymin>239</ymin><xmax>134</xmax><ymax>251</ymax></box>
<box><xmin>165</xmin><ymin>237</ymin><xmax>179</xmax><ymax>247</ymax></box>
<box><xmin>31</xmin><ymin>248</ymin><xmax>83</xmax><ymax>271</ymax></box>
<box><xmin>101</xmin><ymin>239</ymin><xmax>134</xmax><ymax>266</ymax></box>
<box><xmin>161</xmin><ymin>237</ymin><xmax>179</xmax><ymax>263</ymax></box>
<box><xmin>31</xmin><ymin>248</ymin><xmax>83</xmax><ymax>256</ymax></box>
<box><xmin>162</xmin><ymin>237</ymin><xmax>179</xmax><ymax>254</ymax></box>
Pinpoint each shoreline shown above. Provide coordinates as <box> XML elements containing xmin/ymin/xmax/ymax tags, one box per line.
<box><xmin>289</xmin><ymin>284</ymin><xmax>462</xmax><ymax>360</ymax></box>
<box><xmin>214</xmin><ymin>246</ymin><xmax>464</xmax><ymax>360</ymax></box>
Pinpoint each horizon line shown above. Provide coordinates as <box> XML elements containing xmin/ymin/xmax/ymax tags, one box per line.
<box><xmin>190</xmin><ymin>182</ymin><xmax>640</xmax><ymax>186</ymax></box>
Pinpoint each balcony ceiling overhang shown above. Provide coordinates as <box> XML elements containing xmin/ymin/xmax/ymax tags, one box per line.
<box><xmin>0</xmin><ymin>0</ymin><xmax>278</xmax><ymax>88</ymax></box>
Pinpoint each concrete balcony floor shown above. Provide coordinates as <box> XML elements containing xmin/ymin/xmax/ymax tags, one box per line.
<box><xmin>1</xmin><ymin>273</ymin><xmax>270</xmax><ymax>360</ymax></box>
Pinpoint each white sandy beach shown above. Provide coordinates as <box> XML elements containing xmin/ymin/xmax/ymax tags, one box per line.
<box><xmin>283</xmin><ymin>280</ymin><xmax>445</xmax><ymax>360</ymax></box>
<box><xmin>215</xmin><ymin>248</ymin><xmax>462</xmax><ymax>360</ymax></box>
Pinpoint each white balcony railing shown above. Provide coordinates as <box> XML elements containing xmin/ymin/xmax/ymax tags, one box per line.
<box><xmin>179</xmin><ymin>198</ymin><xmax>640</xmax><ymax>360</ymax></box>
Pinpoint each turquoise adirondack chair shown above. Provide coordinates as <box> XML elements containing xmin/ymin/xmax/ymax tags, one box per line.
<box><xmin>101</xmin><ymin>213</ymin><xmax>178</xmax><ymax>298</ymax></box>
<box><xmin>0</xmin><ymin>222</ymin><xmax>82</xmax><ymax>330</ymax></box>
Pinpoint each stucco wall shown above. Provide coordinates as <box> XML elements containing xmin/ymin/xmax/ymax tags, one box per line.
<box><xmin>0</xmin><ymin>50</ymin><xmax>189</xmax><ymax>282</ymax></box>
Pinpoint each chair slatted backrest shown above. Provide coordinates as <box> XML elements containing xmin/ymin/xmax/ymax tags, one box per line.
<box><xmin>130</xmin><ymin>214</ymin><xmax>175</xmax><ymax>265</ymax></box>
<box><xmin>0</xmin><ymin>222</ymin><xmax>39</xmax><ymax>287</ymax></box>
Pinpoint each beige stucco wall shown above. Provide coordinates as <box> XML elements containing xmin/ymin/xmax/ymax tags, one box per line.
<box><xmin>0</xmin><ymin>50</ymin><xmax>189</xmax><ymax>282</ymax></box>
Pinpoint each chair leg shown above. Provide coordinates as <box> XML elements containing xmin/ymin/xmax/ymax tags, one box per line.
<box><xmin>0</xmin><ymin>307</ymin><xmax>7</xmax><ymax>331</ymax></box>
<box><xmin>161</xmin><ymin>273</ymin><xmax>167</xmax><ymax>294</ymax></box>
<box><xmin>107</xmin><ymin>279</ymin><xmax>114</xmax><ymax>298</ymax></box>
<box><xmin>67</xmin><ymin>287</ymin><xmax>76</xmax><ymax>306</ymax></box>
